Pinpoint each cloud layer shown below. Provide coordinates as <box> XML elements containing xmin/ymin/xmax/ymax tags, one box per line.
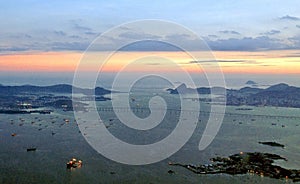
<box><xmin>279</xmin><ymin>15</ymin><xmax>300</xmax><ymax>21</ymax></box>
<box><xmin>1</xmin><ymin>13</ymin><xmax>300</xmax><ymax>52</ymax></box>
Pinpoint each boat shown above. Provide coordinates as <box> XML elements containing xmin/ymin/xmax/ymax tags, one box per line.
<box><xmin>27</xmin><ymin>147</ymin><xmax>37</xmax><ymax>152</ymax></box>
<box><xmin>66</xmin><ymin>158</ymin><xmax>82</xmax><ymax>169</ymax></box>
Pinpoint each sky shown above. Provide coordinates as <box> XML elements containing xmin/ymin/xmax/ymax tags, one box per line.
<box><xmin>0</xmin><ymin>0</ymin><xmax>300</xmax><ymax>84</ymax></box>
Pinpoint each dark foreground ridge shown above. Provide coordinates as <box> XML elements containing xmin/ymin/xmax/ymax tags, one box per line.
<box><xmin>169</xmin><ymin>152</ymin><xmax>300</xmax><ymax>182</ymax></box>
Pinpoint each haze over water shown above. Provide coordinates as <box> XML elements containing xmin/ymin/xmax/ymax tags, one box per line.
<box><xmin>1</xmin><ymin>72</ymin><xmax>299</xmax><ymax>89</ymax></box>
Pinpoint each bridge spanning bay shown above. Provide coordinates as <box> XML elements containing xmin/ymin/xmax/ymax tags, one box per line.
<box><xmin>97</xmin><ymin>107</ymin><xmax>300</xmax><ymax>120</ymax></box>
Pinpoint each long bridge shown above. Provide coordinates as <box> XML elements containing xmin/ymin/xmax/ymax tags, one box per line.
<box><xmin>97</xmin><ymin>107</ymin><xmax>300</xmax><ymax>120</ymax></box>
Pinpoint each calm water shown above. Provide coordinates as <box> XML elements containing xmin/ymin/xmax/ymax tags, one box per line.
<box><xmin>1</xmin><ymin>91</ymin><xmax>300</xmax><ymax>183</ymax></box>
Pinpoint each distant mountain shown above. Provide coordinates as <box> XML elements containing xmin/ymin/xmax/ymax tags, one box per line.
<box><xmin>167</xmin><ymin>83</ymin><xmax>198</xmax><ymax>94</ymax></box>
<box><xmin>0</xmin><ymin>84</ymin><xmax>111</xmax><ymax>96</ymax></box>
<box><xmin>264</xmin><ymin>83</ymin><xmax>289</xmax><ymax>91</ymax></box>
<box><xmin>238</xmin><ymin>87</ymin><xmax>263</xmax><ymax>94</ymax></box>
<box><xmin>168</xmin><ymin>83</ymin><xmax>300</xmax><ymax>108</ymax></box>
<box><xmin>167</xmin><ymin>84</ymin><xmax>226</xmax><ymax>95</ymax></box>
<box><xmin>242</xmin><ymin>83</ymin><xmax>300</xmax><ymax>107</ymax></box>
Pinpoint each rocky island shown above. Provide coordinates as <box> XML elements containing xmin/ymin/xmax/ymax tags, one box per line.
<box><xmin>245</xmin><ymin>80</ymin><xmax>257</xmax><ymax>85</ymax></box>
<box><xmin>258</xmin><ymin>141</ymin><xmax>285</xmax><ymax>148</ymax></box>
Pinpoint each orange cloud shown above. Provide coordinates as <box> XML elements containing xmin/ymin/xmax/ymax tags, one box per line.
<box><xmin>213</xmin><ymin>50</ymin><xmax>300</xmax><ymax>74</ymax></box>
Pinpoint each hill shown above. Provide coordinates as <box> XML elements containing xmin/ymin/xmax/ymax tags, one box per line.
<box><xmin>0</xmin><ymin>84</ymin><xmax>111</xmax><ymax>96</ymax></box>
<box><xmin>168</xmin><ymin>83</ymin><xmax>300</xmax><ymax>108</ymax></box>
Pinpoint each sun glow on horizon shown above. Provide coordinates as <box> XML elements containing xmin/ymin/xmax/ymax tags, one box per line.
<box><xmin>0</xmin><ymin>50</ymin><xmax>300</xmax><ymax>75</ymax></box>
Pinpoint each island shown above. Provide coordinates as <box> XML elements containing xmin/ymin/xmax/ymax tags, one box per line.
<box><xmin>258</xmin><ymin>141</ymin><xmax>285</xmax><ymax>148</ymax></box>
<box><xmin>169</xmin><ymin>152</ymin><xmax>300</xmax><ymax>182</ymax></box>
<box><xmin>245</xmin><ymin>80</ymin><xmax>257</xmax><ymax>85</ymax></box>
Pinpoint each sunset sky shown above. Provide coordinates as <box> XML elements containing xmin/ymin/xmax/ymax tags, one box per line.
<box><xmin>0</xmin><ymin>1</ymin><xmax>300</xmax><ymax>80</ymax></box>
